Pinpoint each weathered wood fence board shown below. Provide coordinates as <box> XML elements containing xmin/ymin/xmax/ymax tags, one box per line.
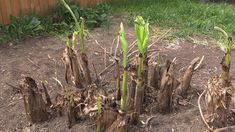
<box><xmin>0</xmin><ymin>0</ymin><xmax>109</xmax><ymax>24</ymax></box>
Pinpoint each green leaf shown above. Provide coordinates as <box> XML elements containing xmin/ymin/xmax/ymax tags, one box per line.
<box><xmin>79</xmin><ymin>17</ymin><xmax>85</xmax><ymax>53</ymax></box>
<box><xmin>119</xmin><ymin>22</ymin><xmax>128</xmax><ymax>68</ymax></box>
<box><xmin>135</xmin><ymin>16</ymin><xmax>149</xmax><ymax>56</ymax></box>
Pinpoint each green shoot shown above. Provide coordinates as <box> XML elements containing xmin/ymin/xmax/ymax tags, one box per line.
<box><xmin>61</xmin><ymin>0</ymin><xmax>87</xmax><ymax>53</ymax></box>
<box><xmin>66</xmin><ymin>36</ymin><xmax>73</xmax><ymax>49</ymax></box>
<box><xmin>157</xmin><ymin>52</ymin><xmax>160</xmax><ymax>68</ymax></box>
<box><xmin>135</xmin><ymin>16</ymin><xmax>149</xmax><ymax>78</ymax></box>
<box><xmin>133</xmin><ymin>16</ymin><xmax>149</xmax><ymax>118</ymax></box>
<box><xmin>120</xmin><ymin>23</ymin><xmax>128</xmax><ymax>68</ymax></box>
<box><xmin>60</xmin><ymin>0</ymin><xmax>79</xmax><ymax>29</ymax></box>
<box><xmin>69</xmin><ymin>94</ymin><xmax>75</xmax><ymax>107</ymax></box>
<box><xmin>119</xmin><ymin>22</ymin><xmax>128</xmax><ymax>112</ymax></box>
<box><xmin>135</xmin><ymin>16</ymin><xmax>149</xmax><ymax>56</ymax></box>
<box><xmin>79</xmin><ymin>18</ymin><xmax>85</xmax><ymax>53</ymax></box>
<box><xmin>214</xmin><ymin>26</ymin><xmax>234</xmax><ymax>66</ymax></box>
<box><xmin>97</xmin><ymin>95</ymin><xmax>101</xmax><ymax>132</ymax></box>
<box><xmin>72</xmin><ymin>31</ymin><xmax>78</xmax><ymax>46</ymax></box>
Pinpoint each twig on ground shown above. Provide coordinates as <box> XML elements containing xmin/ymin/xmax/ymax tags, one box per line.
<box><xmin>148</xmin><ymin>28</ymin><xmax>172</xmax><ymax>49</ymax></box>
<box><xmin>42</xmin><ymin>82</ymin><xmax>52</xmax><ymax>106</ymax></box>
<box><xmin>53</xmin><ymin>77</ymin><xmax>64</xmax><ymax>89</ymax></box>
<box><xmin>92</xmin><ymin>62</ymin><xmax>99</xmax><ymax>81</ymax></box>
<box><xmin>110</xmin><ymin>36</ymin><xmax>118</xmax><ymax>55</ymax></box>
<box><xmin>127</xmin><ymin>40</ymin><xmax>137</xmax><ymax>53</ymax></box>
<box><xmin>27</xmin><ymin>58</ymin><xmax>40</xmax><ymax>68</ymax></box>
<box><xmin>98</xmin><ymin>62</ymin><xmax>115</xmax><ymax>76</ymax></box>
<box><xmin>94</xmin><ymin>40</ymin><xmax>112</xmax><ymax>55</ymax></box>
<box><xmin>104</xmin><ymin>48</ymin><xmax>107</xmax><ymax>68</ymax></box>
<box><xmin>95</xmin><ymin>40</ymin><xmax>106</xmax><ymax>51</ymax></box>
<box><xmin>141</xmin><ymin>115</ymin><xmax>158</xmax><ymax>127</ymax></box>
<box><xmin>214</xmin><ymin>126</ymin><xmax>235</xmax><ymax>132</ymax></box>
<box><xmin>5</xmin><ymin>82</ymin><xmax>21</xmax><ymax>93</ymax></box>
<box><xmin>115</xmin><ymin>36</ymin><xmax>120</xmax><ymax>57</ymax></box>
<box><xmin>128</xmin><ymin>49</ymin><xmax>159</xmax><ymax>58</ymax></box>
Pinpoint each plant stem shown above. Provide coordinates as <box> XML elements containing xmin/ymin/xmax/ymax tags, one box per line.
<box><xmin>79</xmin><ymin>18</ymin><xmax>85</xmax><ymax>53</ymax></box>
<box><xmin>121</xmin><ymin>69</ymin><xmax>127</xmax><ymax>112</ymax></box>
<box><xmin>97</xmin><ymin>95</ymin><xmax>101</xmax><ymax>132</ymax></box>
<box><xmin>133</xmin><ymin>54</ymin><xmax>144</xmax><ymax>121</ymax></box>
<box><xmin>60</xmin><ymin>0</ymin><xmax>79</xmax><ymax>28</ymax></box>
<box><xmin>137</xmin><ymin>55</ymin><xmax>144</xmax><ymax>78</ymax></box>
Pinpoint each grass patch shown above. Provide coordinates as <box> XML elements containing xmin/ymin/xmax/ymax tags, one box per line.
<box><xmin>111</xmin><ymin>0</ymin><xmax>235</xmax><ymax>37</ymax></box>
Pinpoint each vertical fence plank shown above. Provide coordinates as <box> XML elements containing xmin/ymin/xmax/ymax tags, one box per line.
<box><xmin>0</xmin><ymin>3</ymin><xmax>2</xmax><ymax>24</ymax></box>
<box><xmin>44</xmin><ymin>0</ymin><xmax>49</xmax><ymax>11</ymax></box>
<box><xmin>38</xmin><ymin>0</ymin><xmax>44</xmax><ymax>14</ymax></box>
<box><xmin>5</xmin><ymin>0</ymin><xmax>12</xmax><ymax>23</ymax></box>
<box><xmin>20</xmin><ymin>0</ymin><xmax>31</xmax><ymax>15</ymax></box>
<box><xmin>11</xmin><ymin>0</ymin><xmax>21</xmax><ymax>18</ymax></box>
<box><xmin>35</xmin><ymin>0</ymin><xmax>41</xmax><ymax>13</ymax></box>
<box><xmin>31</xmin><ymin>0</ymin><xmax>41</xmax><ymax>13</ymax></box>
<box><xmin>39</xmin><ymin>0</ymin><xmax>49</xmax><ymax>14</ymax></box>
<box><xmin>31</xmin><ymin>0</ymin><xmax>35</xmax><ymax>12</ymax></box>
<box><xmin>20</xmin><ymin>0</ymin><xmax>26</xmax><ymax>14</ymax></box>
<box><xmin>26</xmin><ymin>0</ymin><xmax>32</xmax><ymax>13</ymax></box>
<box><xmin>48</xmin><ymin>0</ymin><xmax>57</xmax><ymax>8</ymax></box>
<box><xmin>0</xmin><ymin>0</ymin><xmax>8</xmax><ymax>24</ymax></box>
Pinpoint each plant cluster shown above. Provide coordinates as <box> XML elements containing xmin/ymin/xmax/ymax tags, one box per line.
<box><xmin>53</xmin><ymin>1</ymin><xmax>111</xmax><ymax>29</ymax></box>
<box><xmin>0</xmin><ymin>16</ymin><xmax>42</xmax><ymax>42</ymax></box>
<box><xmin>0</xmin><ymin>1</ymin><xmax>111</xmax><ymax>44</ymax></box>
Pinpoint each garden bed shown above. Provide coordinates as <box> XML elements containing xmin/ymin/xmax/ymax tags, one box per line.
<box><xmin>0</xmin><ymin>17</ymin><xmax>234</xmax><ymax>131</ymax></box>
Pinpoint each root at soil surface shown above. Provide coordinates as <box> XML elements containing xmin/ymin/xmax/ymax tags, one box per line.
<box><xmin>157</xmin><ymin>60</ymin><xmax>178</xmax><ymax>114</ymax></box>
<box><xmin>20</xmin><ymin>77</ymin><xmax>48</xmax><ymax>124</ymax></box>
<box><xmin>221</xmin><ymin>55</ymin><xmax>231</xmax><ymax>87</ymax></box>
<box><xmin>115</xmin><ymin>58</ymin><xmax>121</xmax><ymax>101</ymax></box>
<box><xmin>81</xmin><ymin>53</ymin><xmax>92</xmax><ymax>87</ymax></box>
<box><xmin>126</xmin><ymin>64</ymin><xmax>137</xmax><ymax>111</ymax></box>
<box><xmin>42</xmin><ymin>82</ymin><xmax>52</xmax><ymax>106</ymax></box>
<box><xmin>147</xmin><ymin>57</ymin><xmax>201</xmax><ymax>114</ymax></box>
<box><xmin>63</xmin><ymin>47</ymin><xmax>84</xmax><ymax>88</ymax></box>
<box><xmin>198</xmin><ymin>90</ymin><xmax>213</xmax><ymax>131</ymax></box>
<box><xmin>176</xmin><ymin>57</ymin><xmax>200</xmax><ymax>97</ymax></box>
<box><xmin>204</xmin><ymin>75</ymin><xmax>233</xmax><ymax>128</ymax></box>
<box><xmin>150</xmin><ymin>63</ymin><xmax>161</xmax><ymax>90</ymax></box>
<box><xmin>106</xmin><ymin>114</ymin><xmax>128</xmax><ymax>132</ymax></box>
<box><xmin>214</xmin><ymin>125</ymin><xmax>235</xmax><ymax>132</ymax></box>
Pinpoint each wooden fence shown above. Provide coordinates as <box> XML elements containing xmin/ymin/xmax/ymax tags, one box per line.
<box><xmin>0</xmin><ymin>0</ymin><xmax>108</xmax><ymax>24</ymax></box>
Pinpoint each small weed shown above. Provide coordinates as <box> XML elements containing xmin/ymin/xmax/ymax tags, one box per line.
<box><xmin>53</xmin><ymin>1</ymin><xmax>111</xmax><ymax>29</ymax></box>
<box><xmin>0</xmin><ymin>16</ymin><xmax>42</xmax><ymax>43</ymax></box>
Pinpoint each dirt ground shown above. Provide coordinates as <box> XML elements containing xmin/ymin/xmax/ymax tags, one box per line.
<box><xmin>0</xmin><ymin>17</ymin><xmax>235</xmax><ymax>132</ymax></box>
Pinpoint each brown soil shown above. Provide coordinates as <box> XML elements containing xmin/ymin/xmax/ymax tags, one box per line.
<box><xmin>0</xmin><ymin>16</ymin><xmax>235</xmax><ymax>132</ymax></box>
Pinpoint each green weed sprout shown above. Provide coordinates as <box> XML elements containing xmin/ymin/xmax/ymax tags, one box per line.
<box><xmin>60</xmin><ymin>0</ymin><xmax>78</xmax><ymax>28</ymax></box>
<box><xmin>119</xmin><ymin>22</ymin><xmax>128</xmax><ymax>112</ymax></box>
<box><xmin>135</xmin><ymin>16</ymin><xmax>149</xmax><ymax>78</ymax></box>
<box><xmin>97</xmin><ymin>95</ymin><xmax>101</xmax><ymax>132</ymax></box>
<box><xmin>214</xmin><ymin>26</ymin><xmax>234</xmax><ymax>66</ymax></box>
<box><xmin>135</xmin><ymin>16</ymin><xmax>149</xmax><ymax>56</ymax></box>
<box><xmin>79</xmin><ymin>18</ymin><xmax>85</xmax><ymax>53</ymax></box>
<box><xmin>61</xmin><ymin>0</ymin><xmax>87</xmax><ymax>53</ymax></box>
<box><xmin>133</xmin><ymin>16</ymin><xmax>149</xmax><ymax>117</ymax></box>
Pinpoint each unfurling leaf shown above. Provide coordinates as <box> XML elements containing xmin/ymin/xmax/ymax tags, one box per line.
<box><xmin>119</xmin><ymin>22</ymin><xmax>128</xmax><ymax>68</ymax></box>
<box><xmin>135</xmin><ymin>16</ymin><xmax>149</xmax><ymax>56</ymax></box>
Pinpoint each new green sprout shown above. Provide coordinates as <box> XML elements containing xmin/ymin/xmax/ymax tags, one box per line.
<box><xmin>119</xmin><ymin>22</ymin><xmax>128</xmax><ymax>112</ymax></box>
